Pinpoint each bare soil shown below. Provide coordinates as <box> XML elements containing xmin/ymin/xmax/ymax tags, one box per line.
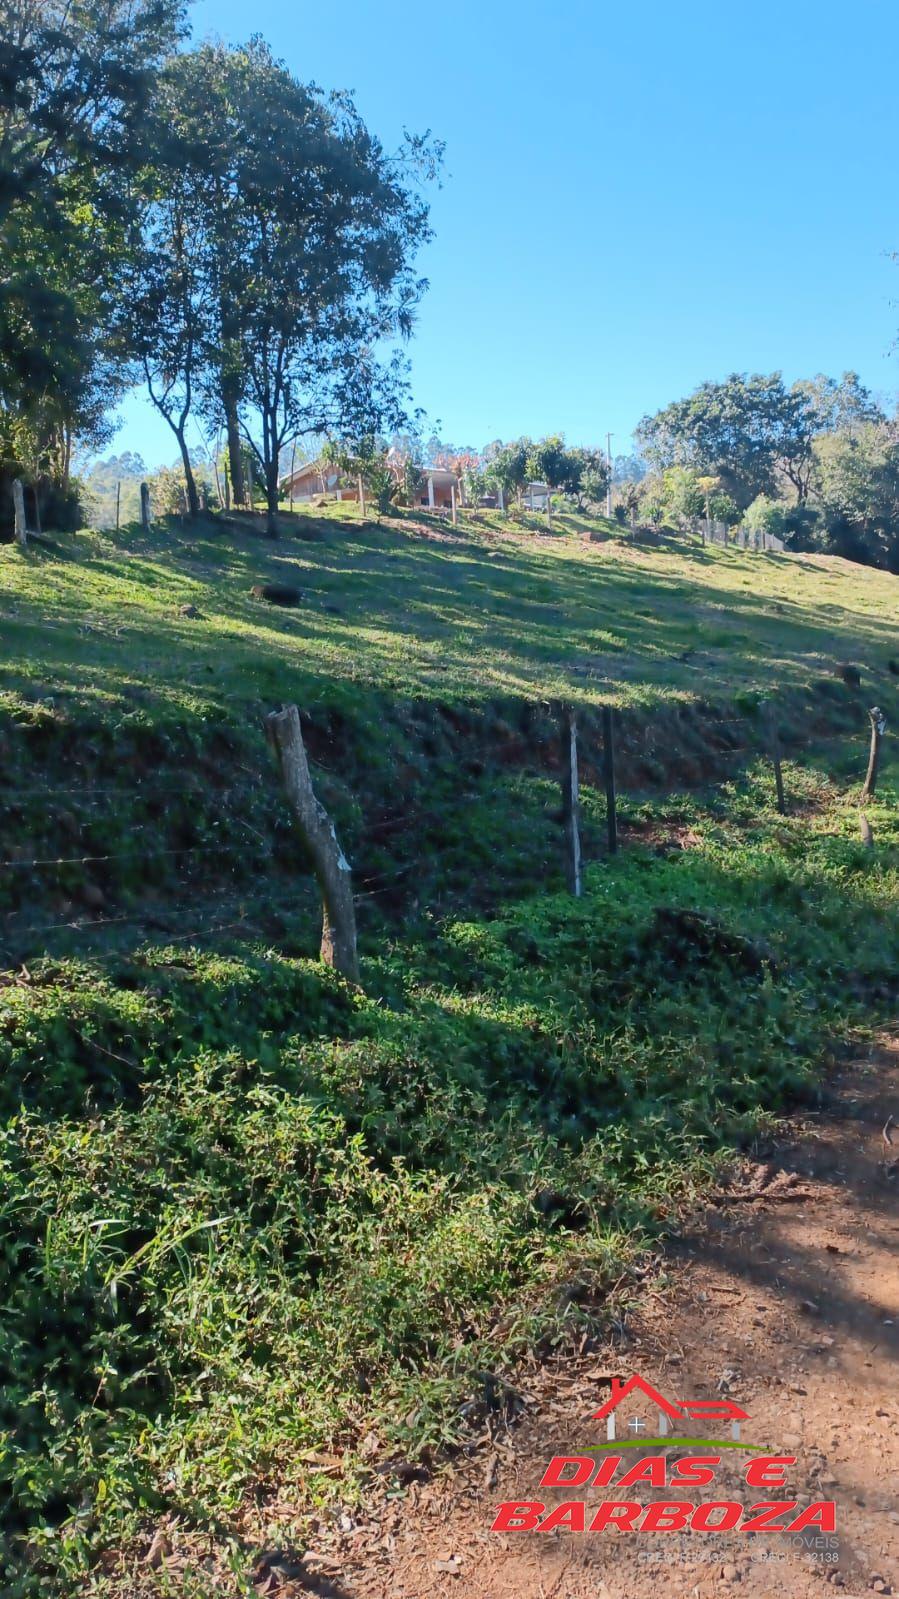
<box><xmin>284</xmin><ymin>1038</ymin><xmax>899</xmax><ymax>1599</ymax></box>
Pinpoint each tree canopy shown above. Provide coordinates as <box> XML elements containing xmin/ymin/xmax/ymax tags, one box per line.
<box><xmin>635</xmin><ymin>371</ymin><xmax>881</xmax><ymax>511</ymax></box>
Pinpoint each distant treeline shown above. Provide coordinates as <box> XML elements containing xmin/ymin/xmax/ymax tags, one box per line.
<box><xmin>627</xmin><ymin>372</ymin><xmax>899</xmax><ymax>572</ymax></box>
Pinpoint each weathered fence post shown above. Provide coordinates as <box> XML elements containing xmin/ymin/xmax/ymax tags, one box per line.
<box><xmin>140</xmin><ymin>482</ymin><xmax>152</xmax><ymax>531</ymax></box>
<box><xmin>602</xmin><ymin>704</ymin><xmax>618</xmax><ymax>855</ymax></box>
<box><xmin>859</xmin><ymin>813</ymin><xmax>874</xmax><ymax>849</ymax></box>
<box><xmin>560</xmin><ymin>705</ymin><xmax>582</xmax><ymax>896</ymax></box>
<box><xmin>265</xmin><ymin>703</ymin><xmax>359</xmax><ymax>982</ymax></box>
<box><xmin>768</xmin><ymin>707</ymin><xmax>786</xmax><ymax>815</ymax></box>
<box><xmin>451</xmin><ymin>483</ymin><xmax>457</xmax><ymax>527</ymax></box>
<box><xmin>12</xmin><ymin>478</ymin><xmax>27</xmax><ymax>547</ymax></box>
<box><xmin>115</xmin><ymin>480</ymin><xmax>121</xmax><ymax>531</ymax></box>
<box><xmin>861</xmin><ymin>706</ymin><xmax>886</xmax><ymax>800</ymax></box>
<box><xmin>358</xmin><ymin>475</ymin><xmax>366</xmax><ymax>520</ymax></box>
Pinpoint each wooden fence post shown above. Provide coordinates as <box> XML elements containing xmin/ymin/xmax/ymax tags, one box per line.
<box><xmin>560</xmin><ymin>705</ymin><xmax>582</xmax><ymax>896</ymax></box>
<box><xmin>358</xmin><ymin>475</ymin><xmax>366</xmax><ymax>520</ymax></box>
<box><xmin>115</xmin><ymin>480</ymin><xmax>121</xmax><ymax>531</ymax></box>
<box><xmin>602</xmin><ymin>704</ymin><xmax>618</xmax><ymax>855</ymax></box>
<box><xmin>861</xmin><ymin>706</ymin><xmax>886</xmax><ymax>800</ymax></box>
<box><xmin>859</xmin><ymin>813</ymin><xmax>874</xmax><ymax>849</ymax></box>
<box><xmin>451</xmin><ymin>483</ymin><xmax>457</xmax><ymax>527</ymax></box>
<box><xmin>12</xmin><ymin>478</ymin><xmax>27</xmax><ymax>547</ymax></box>
<box><xmin>265</xmin><ymin>703</ymin><xmax>359</xmax><ymax>982</ymax></box>
<box><xmin>140</xmin><ymin>482</ymin><xmax>151</xmax><ymax>531</ymax></box>
<box><xmin>768</xmin><ymin>707</ymin><xmax>786</xmax><ymax>814</ymax></box>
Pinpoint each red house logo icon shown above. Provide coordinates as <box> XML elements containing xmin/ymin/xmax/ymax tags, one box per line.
<box><xmin>592</xmin><ymin>1374</ymin><xmax>750</xmax><ymax>1444</ymax></box>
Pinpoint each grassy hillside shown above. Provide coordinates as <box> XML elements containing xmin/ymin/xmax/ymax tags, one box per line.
<box><xmin>2</xmin><ymin>504</ymin><xmax>898</xmax><ymax>720</ymax></box>
<box><xmin>1</xmin><ymin>506</ymin><xmax>898</xmax><ymax>1596</ymax></box>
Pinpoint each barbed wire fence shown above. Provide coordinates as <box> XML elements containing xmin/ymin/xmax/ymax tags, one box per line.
<box><xmin>0</xmin><ymin>697</ymin><xmax>890</xmax><ymax>974</ymax></box>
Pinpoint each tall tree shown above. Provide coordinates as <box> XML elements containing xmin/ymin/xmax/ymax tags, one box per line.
<box><xmin>0</xmin><ymin>0</ymin><xmax>185</xmax><ymax>520</ymax></box>
<box><xmin>139</xmin><ymin>41</ymin><xmax>441</xmax><ymax>534</ymax></box>
<box><xmin>812</xmin><ymin>422</ymin><xmax>899</xmax><ymax>570</ymax></box>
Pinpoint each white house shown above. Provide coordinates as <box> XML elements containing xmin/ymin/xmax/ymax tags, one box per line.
<box><xmin>523</xmin><ymin>481</ymin><xmax>551</xmax><ymax>510</ymax></box>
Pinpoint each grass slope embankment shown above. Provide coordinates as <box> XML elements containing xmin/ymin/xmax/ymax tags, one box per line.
<box><xmin>2</xmin><ymin>504</ymin><xmax>898</xmax><ymax>717</ymax></box>
<box><xmin>1</xmin><ymin>506</ymin><xmax>898</xmax><ymax>1596</ymax></box>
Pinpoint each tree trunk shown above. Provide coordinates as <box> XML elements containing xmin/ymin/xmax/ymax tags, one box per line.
<box><xmin>12</xmin><ymin>478</ymin><xmax>27</xmax><ymax>546</ymax></box>
<box><xmin>265</xmin><ymin>460</ymin><xmax>280</xmax><ymax>538</ymax></box>
<box><xmin>176</xmin><ymin>430</ymin><xmax>200</xmax><ymax>517</ymax></box>
<box><xmin>223</xmin><ymin>390</ymin><xmax>245</xmax><ymax>508</ymax></box>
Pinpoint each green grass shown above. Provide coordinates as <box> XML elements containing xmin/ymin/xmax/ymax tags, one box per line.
<box><xmin>2</xmin><ymin>505</ymin><xmax>898</xmax><ymax>721</ymax></box>
<box><xmin>2</xmin><ymin>768</ymin><xmax>898</xmax><ymax>1595</ymax></box>
<box><xmin>2</xmin><ymin>505</ymin><xmax>899</xmax><ymax>1594</ymax></box>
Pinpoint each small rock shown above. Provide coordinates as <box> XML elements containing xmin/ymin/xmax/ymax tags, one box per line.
<box><xmin>435</xmin><ymin>1556</ymin><xmax>461</xmax><ymax>1575</ymax></box>
<box><xmin>721</xmin><ymin>1564</ymin><xmax>740</xmax><ymax>1582</ymax></box>
<box><xmin>179</xmin><ymin>603</ymin><xmax>201</xmax><ymax>618</ymax></box>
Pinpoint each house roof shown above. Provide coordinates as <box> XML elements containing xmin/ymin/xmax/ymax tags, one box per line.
<box><xmin>278</xmin><ymin>458</ymin><xmax>325</xmax><ymax>487</ymax></box>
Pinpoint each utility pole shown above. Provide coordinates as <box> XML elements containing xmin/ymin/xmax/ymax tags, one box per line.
<box><xmin>606</xmin><ymin>432</ymin><xmax>613</xmax><ymax>518</ymax></box>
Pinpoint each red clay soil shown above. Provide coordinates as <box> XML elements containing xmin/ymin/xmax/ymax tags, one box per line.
<box><xmin>282</xmin><ymin>1037</ymin><xmax>899</xmax><ymax>1599</ymax></box>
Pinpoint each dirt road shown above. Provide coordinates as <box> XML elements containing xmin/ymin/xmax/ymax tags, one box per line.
<box><xmin>289</xmin><ymin>1038</ymin><xmax>899</xmax><ymax>1599</ymax></box>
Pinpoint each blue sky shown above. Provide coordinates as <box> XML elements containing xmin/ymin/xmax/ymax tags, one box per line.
<box><xmin>111</xmin><ymin>0</ymin><xmax>899</xmax><ymax>468</ymax></box>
